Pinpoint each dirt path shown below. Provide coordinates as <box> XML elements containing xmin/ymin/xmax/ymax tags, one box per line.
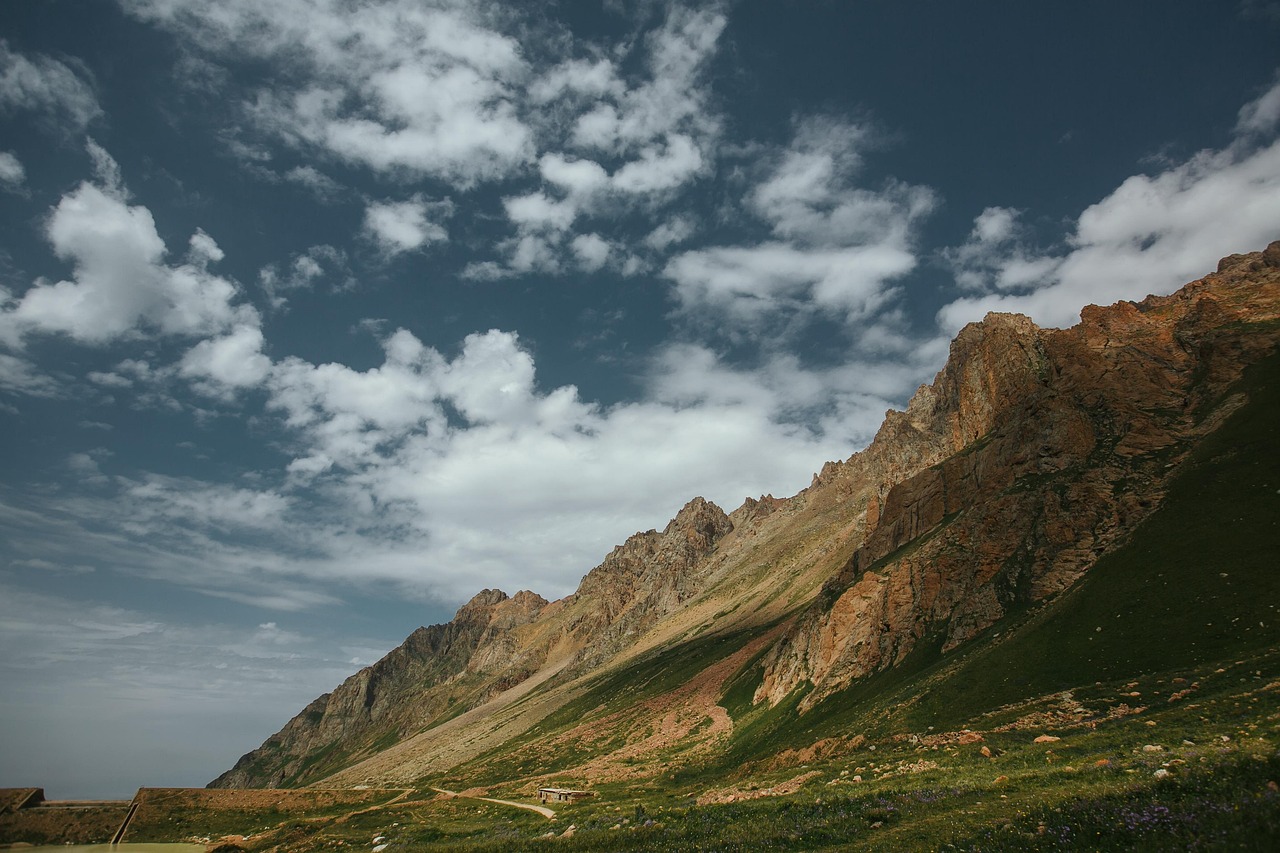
<box><xmin>431</xmin><ymin>786</ymin><xmax>555</xmax><ymax>819</ymax></box>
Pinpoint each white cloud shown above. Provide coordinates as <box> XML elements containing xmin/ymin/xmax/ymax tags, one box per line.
<box><xmin>85</xmin><ymin>137</ymin><xmax>124</xmax><ymax>195</ymax></box>
<box><xmin>0</xmin><ymin>39</ymin><xmax>101</xmax><ymax>133</ymax></box>
<box><xmin>610</xmin><ymin>132</ymin><xmax>704</xmax><ymax>193</ymax></box>
<box><xmin>282</xmin><ymin>165</ymin><xmax>344</xmax><ymax>199</ymax></box>
<box><xmin>572</xmin><ymin>103</ymin><xmax>622</xmax><ymax>150</ymax></box>
<box><xmin>9</xmin><ymin>557</ymin><xmax>95</xmax><ymax>574</ymax></box>
<box><xmin>121</xmin><ymin>0</ymin><xmax>534</xmax><ymax>186</ymax></box>
<box><xmin>476</xmin><ymin>4</ymin><xmax>727</xmax><ymax>276</ymax></box>
<box><xmin>565</xmin><ymin>6</ymin><xmax>725</xmax><ymax>155</ymax></box>
<box><xmin>971</xmin><ymin>206</ymin><xmax>1018</xmax><ymax>244</ymax></box>
<box><xmin>748</xmin><ymin>117</ymin><xmax>934</xmax><ymax>246</ymax></box>
<box><xmin>940</xmin><ymin>80</ymin><xmax>1280</xmax><ymax>331</ymax></box>
<box><xmin>3</xmin><ymin>259</ymin><xmax>950</xmax><ymax>612</ymax></box>
<box><xmin>571</xmin><ymin>233</ymin><xmax>611</xmax><ymax>271</ymax></box>
<box><xmin>667</xmin><ymin>243</ymin><xmax>915</xmax><ymax>327</ymax></box>
<box><xmin>258</xmin><ymin>244</ymin><xmax>348</xmax><ymax>308</ymax></box>
<box><xmin>86</xmin><ymin>371</ymin><xmax>132</xmax><ymax>388</ymax></box>
<box><xmin>944</xmin><ymin>206</ymin><xmax>1060</xmax><ymax>292</ymax></box>
<box><xmin>362</xmin><ymin>196</ymin><xmax>451</xmax><ymax>256</ymax></box>
<box><xmin>0</xmin><ymin>151</ymin><xmax>25</xmax><ymax>187</ymax></box>
<box><xmin>64</xmin><ymin>450</ymin><xmax>111</xmax><ymax>488</ymax></box>
<box><xmin>44</xmin><ymin>320</ymin><xmax>909</xmax><ymax>604</ymax></box>
<box><xmin>0</xmin><ymin>156</ymin><xmax>256</xmax><ymax>346</ymax></box>
<box><xmin>180</xmin><ymin>323</ymin><xmax>272</xmax><ymax>392</ymax></box>
<box><xmin>1238</xmin><ymin>75</ymin><xmax>1280</xmax><ymax>135</ymax></box>
<box><xmin>123</xmin><ymin>474</ymin><xmax>291</xmax><ymax>532</ymax></box>
<box><xmin>644</xmin><ymin>216</ymin><xmax>696</xmax><ymax>251</ymax></box>
<box><xmin>539</xmin><ymin>153</ymin><xmax>610</xmax><ymax>197</ymax></box>
<box><xmin>0</xmin><ymin>352</ymin><xmax>63</xmax><ymax>397</ymax></box>
<box><xmin>503</xmin><ymin>191</ymin><xmax>578</xmax><ymax>233</ymax></box>
<box><xmin>459</xmin><ymin>260</ymin><xmax>507</xmax><ymax>281</ymax></box>
<box><xmin>664</xmin><ymin>118</ymin><xmax>935</xmax><ymax>334</ymax></box>
<box><xmin>529</xmin><ymin>57</ymin><xmax>622</xmax><ymax>104</ymax></box>
<box><xmin>187</xmin><ymin>228</ymin><xmax>224</xmax><ymax>265</ymax></box>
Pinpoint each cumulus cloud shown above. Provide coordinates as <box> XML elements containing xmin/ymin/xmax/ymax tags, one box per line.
<box><xmin>66</xmin><ymin>449</ymin><xmax>111</xmax><ymax>486</ymax></box>
<box><xmin>0</xmin><ymin>39</ymin><xmax>101</xmax><ymax>133</ymax></box>
<box><xmin>609</xmin><ymin>132</ymin><xmax>704</xmax><ymax>193</ymax></box>
<box><xmin>114</xmin><ymin>2</ymin><xmax>731</xmax><ymax>281</ymax></box>
<box><xmin>940</xmin><ymin>80</ymin><xmax>1280</xmax><ymax>331</ymax></box>
<box><xmin>180</xmin><ymin>323</ymin><xmax>272</xmax><ymax>392</ymax></box>
<box><xmin>362</xmin><ymin>196</ymin><xmax>452</xmax><ymax>256</ymax></box>
<box><xmin>12</xmin><ymin>314</ymin><xmax>926</xmax><ymax>606</ymax></box>
<box><xmin>571</xmin><ymin>233</ymin><xmax>612</xmax><ymax>271</ymax></box>
<box><xmin>503</xmin><ymin>189</ymin><xmax>578</xmax><ymax>233</ymax></box>
<box><xmin>0</xmin><ymin>146</ymin><xmax>256</xmax><ymax>347</ymax></box>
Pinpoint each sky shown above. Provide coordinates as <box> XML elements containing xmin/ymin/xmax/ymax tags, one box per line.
<box><xmin>1</xmin><ymin>0</ymin><xmax>1278</xmax><ymax>800</ymax></box>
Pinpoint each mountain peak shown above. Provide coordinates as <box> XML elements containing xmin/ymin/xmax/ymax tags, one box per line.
<box><xmin>454</xmin><ymin>588</ymin><xmax>509</xmax><ymax>621</ymax></box>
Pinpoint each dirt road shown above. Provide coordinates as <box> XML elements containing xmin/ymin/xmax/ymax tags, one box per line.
<box><xmin>430</xmin><ymin>786</ymin><xmax>555</xmax><ymax>819</ymax></box>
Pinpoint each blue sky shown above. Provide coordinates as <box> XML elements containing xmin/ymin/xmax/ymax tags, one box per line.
<box><xmin>1</xmin><ymin>0</ymin><xmax>1278</xmax><ymax>799</ymax></box>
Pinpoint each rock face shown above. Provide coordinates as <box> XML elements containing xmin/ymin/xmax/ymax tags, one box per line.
<box><xmin>210</xmin><ymin>498</ymin><xmax>730</xmax><ymax>789</ymax></box>
<box><xmin>213</xmin><ymin>243</ymin><xmax>1280</xmax><ymax>789</ymax></box>
<box><xmin>210</xmin><ymin>588</ymin><xmax>548</xmax><ymax>788</ymax></box>
<box><xmin>754</xmin><ymin>246</ymin><xmax>1280</xmax><ymax>709</ymax></box>
<box><xmin>563</xmin><ymin>497</ymin><xmax>733</xmax><ymax>668</ymax></box>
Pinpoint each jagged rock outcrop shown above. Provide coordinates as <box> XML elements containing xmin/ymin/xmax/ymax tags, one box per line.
<box><xmin>210</xmin><ymin>498</ymin><xmax>730</xmax><ymax>789</ymax></box>
<box><xmin>755</xmin><ymin>244</ymin><xmax>1280</xmax><ymax>709</ymax></box>
<box><xmin>563</xmin><ymin>496</ymin><xmax>733</xmax><ymax>668</ymax></box>
<box><xmin>210</xmin><ymin>588</ymin><xmax>546</xmax><ymax>788</ymax></box>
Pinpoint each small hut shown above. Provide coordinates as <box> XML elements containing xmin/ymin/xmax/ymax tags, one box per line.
<box><xmin>537</xmin><ymin>787</ymin><xmax>595</xmax><ymax>804</ymax></box>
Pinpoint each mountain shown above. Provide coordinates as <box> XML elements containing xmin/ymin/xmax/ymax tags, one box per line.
<box><xmin>212</xmin><ymin>242</ymin><xmax>1280</xmax><ymax>793</ymax></box>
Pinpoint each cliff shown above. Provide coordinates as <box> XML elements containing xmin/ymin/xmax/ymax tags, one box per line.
<box><xmin>755</xmin><ymin>245</ymin><xmax>1280</xmax><ymax>708</ymax></box>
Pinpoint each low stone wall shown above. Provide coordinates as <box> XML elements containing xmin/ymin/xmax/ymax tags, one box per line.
<box><xmin>0</xmin><ymin>788</ymin><xmax>43</xmax><ymax>814</ymax></box>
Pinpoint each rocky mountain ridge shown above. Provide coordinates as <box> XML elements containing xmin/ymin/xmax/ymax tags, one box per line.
<box><xmin>212</xmin><ymin>242</ymin><xmax>1280</xmax><ymax>790</ymax></box>
<box><xmin>210</xmin><ymin>497</ymin><xmax>737</xmax><ymax>788</ymax></box>
<box><xmin>757</xmin><ymin>248</ymin><xmax>1280</xmax><ymax>709</ymax></box>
